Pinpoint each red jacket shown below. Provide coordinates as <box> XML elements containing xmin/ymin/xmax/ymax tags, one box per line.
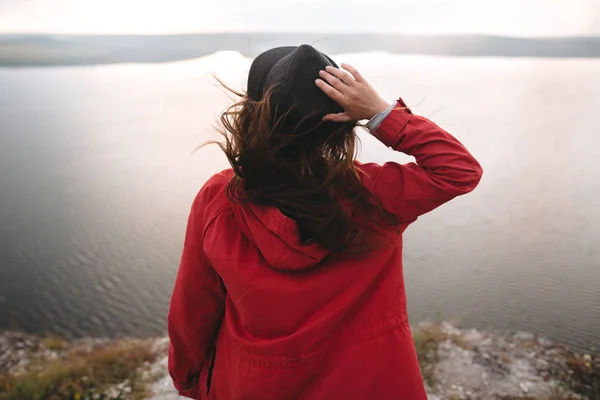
<box><xmin>168</xmin><ymin>102</ymin><xmax>482</xmax><ymax>400</ymax></box>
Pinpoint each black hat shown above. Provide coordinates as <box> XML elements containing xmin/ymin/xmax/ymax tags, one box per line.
<box><xmin>247</xmin><ymin>45</ymin><xmax>344</xmax><ymax>132</ymax></box>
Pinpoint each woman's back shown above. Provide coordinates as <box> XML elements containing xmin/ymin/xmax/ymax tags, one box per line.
<box><xmin>168</xmin><ymin>45</ymin><xmax>482</xmax><ymax>400</ymax></box>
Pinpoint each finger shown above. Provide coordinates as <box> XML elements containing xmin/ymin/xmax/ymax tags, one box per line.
<box><xmin>315</xmin><ymin>79</ymin><xmax>344</xmax><ymax>103</ymax></box>
<box><xmin>340</xmin><ymin>63</ymin><xmax>364</xmax><ymax>83</ymax></box>
<box><xmin>319</xmin><ymin>70</ymin><xmax>348</xmax><ymax>93</ymax></box>
<box><xmin>325</xmin><ymin>65</ymin><xmax>356</xmax><ymax>86</ymax></box>
<box><xmin>323</xmin><ymin>112</ymin><xmax>352</xmax><ymax>123</ymax></box>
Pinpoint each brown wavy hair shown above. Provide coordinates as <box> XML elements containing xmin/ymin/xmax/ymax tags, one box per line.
<box><xmin>209</xmin><ymin>82</ymin><xmax>394</xmax><ymax>253</ymax></box>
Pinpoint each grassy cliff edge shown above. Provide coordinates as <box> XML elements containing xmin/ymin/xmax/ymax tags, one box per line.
<box><xmin>0</xmin><ymin>323</ymin><xmax>597</xmax><ymax>400</ymax></box>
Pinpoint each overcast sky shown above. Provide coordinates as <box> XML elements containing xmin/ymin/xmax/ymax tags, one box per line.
<box><xmin>1</xmin><ymin>0</ymin><xmax>599</xmax><ymax>36</ymax></box>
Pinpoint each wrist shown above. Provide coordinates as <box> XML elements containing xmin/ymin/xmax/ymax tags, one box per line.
<box><xmin>367</xmin><ymin>100</ymin><xmax>391</xmax><ymax>120</ymax></box>
<box><xmin>365</xmin><ymin>102</ymin><xmax>395</xmax><ymax>132</ymax></box>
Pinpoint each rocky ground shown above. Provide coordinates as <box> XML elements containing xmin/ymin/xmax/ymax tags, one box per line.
<box><xmin>417</xmin><ymin>322</ymin><xmax>597</xmax><ymax>400</ymax></box>
<box><xmin>1</xmin><ymin>324</ymin><xmax>597</xmax><ymax>400</ymax></box>
<box><xmin>0</xmin><ymin>330</ymin><xmax>111</xmax><ymax>375</ymax></box>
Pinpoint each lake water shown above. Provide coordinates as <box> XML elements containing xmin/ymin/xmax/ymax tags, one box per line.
<box><xmin>0</xmin><ymin>53</ymin><xmax>599</xmax><ymax>349</ymax></box>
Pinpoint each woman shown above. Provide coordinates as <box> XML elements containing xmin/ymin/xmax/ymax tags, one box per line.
<box><xmin>168</xmin><ymin>45</ymin><xmax>482</xmax><ymax>400</ymax></box>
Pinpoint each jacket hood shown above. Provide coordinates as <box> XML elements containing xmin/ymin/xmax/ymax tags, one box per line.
<box><xmin>230</xmin><ymin>201</ymin><xmax>330</xmax><ymax>271</ymax></box>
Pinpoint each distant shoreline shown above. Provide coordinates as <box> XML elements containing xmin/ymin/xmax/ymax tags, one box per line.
<box><xmin>1</xmin><ymin>33</ymin><xmax>600</xmax><ymax>67</ymax></box>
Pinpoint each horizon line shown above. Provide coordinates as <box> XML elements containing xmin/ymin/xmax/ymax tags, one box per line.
<box><xmin>1</xmin><ymin>32</ymin><xmax>599</xmax><ymax>40</ymax></box>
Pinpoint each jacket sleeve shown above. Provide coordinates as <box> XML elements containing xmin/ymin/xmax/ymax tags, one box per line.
<box><xmin>362</xmin><ymin>99</ymin><xmax>483</xmax><ymax>223</ymax></box>
<box><xmin>168</xmin><ymin>192</ymin><xmax>226</xmax><ymax>399</ymax></box>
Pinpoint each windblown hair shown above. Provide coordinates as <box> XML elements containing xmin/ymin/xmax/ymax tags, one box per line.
<box><xmin>210</xmin><ymin>83</ymin><xmax>394</xmax><ymax>253</ymax></box>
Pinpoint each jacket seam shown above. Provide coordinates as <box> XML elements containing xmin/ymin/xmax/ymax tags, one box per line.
<box><xmin>223</xmin><ymin>314</ymin><xmax>409</xmax><ymax>369</ymax></box>
<box><xmin>203</xmin><ymin>207</ymin><xmax>233</xmax><ymax>238</ymax></box>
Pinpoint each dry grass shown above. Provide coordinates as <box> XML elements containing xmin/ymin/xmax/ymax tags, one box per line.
<box><xmin>41</xmin><ymin>336</ymin><xmax>68</xmax><ymax>352</ymax></box>
<box><xmin>412</xmin><ymin>322</ymin><xmax>473</xmax><ymax>388</ymax></box>
<box><xmin>412</xmin><ymin>323</ymin><xmax>449</xmax><ymax>388</ymax></box>
<box><xmin>0</xmin><ymin>340</ymin><xmax>158</xmax><ymax>400</ymax></box>
<box><xmin>546</xmin><ymin>384</ymin><xmax>576</xmax><ymax>400</ymax></box>
<box><xmin>500</xmin><ymin>397</ymin><xmax>546</xmax><ymax>400</ymax></box>
<box><xmin>563</xmin><ymin>352</ymin><xmax>600</xmax><ymax>400</ymax></box>
<box><xmin>500</xmin><ymin>386</ymin><xmax>575</xmax><ymax>400</ymax></box>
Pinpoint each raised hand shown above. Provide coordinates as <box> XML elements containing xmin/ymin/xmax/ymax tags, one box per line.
<box><xmin>315</xmin><ymin>64</ymin><xmax>390</xmax><ymax>123</ymax></box>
